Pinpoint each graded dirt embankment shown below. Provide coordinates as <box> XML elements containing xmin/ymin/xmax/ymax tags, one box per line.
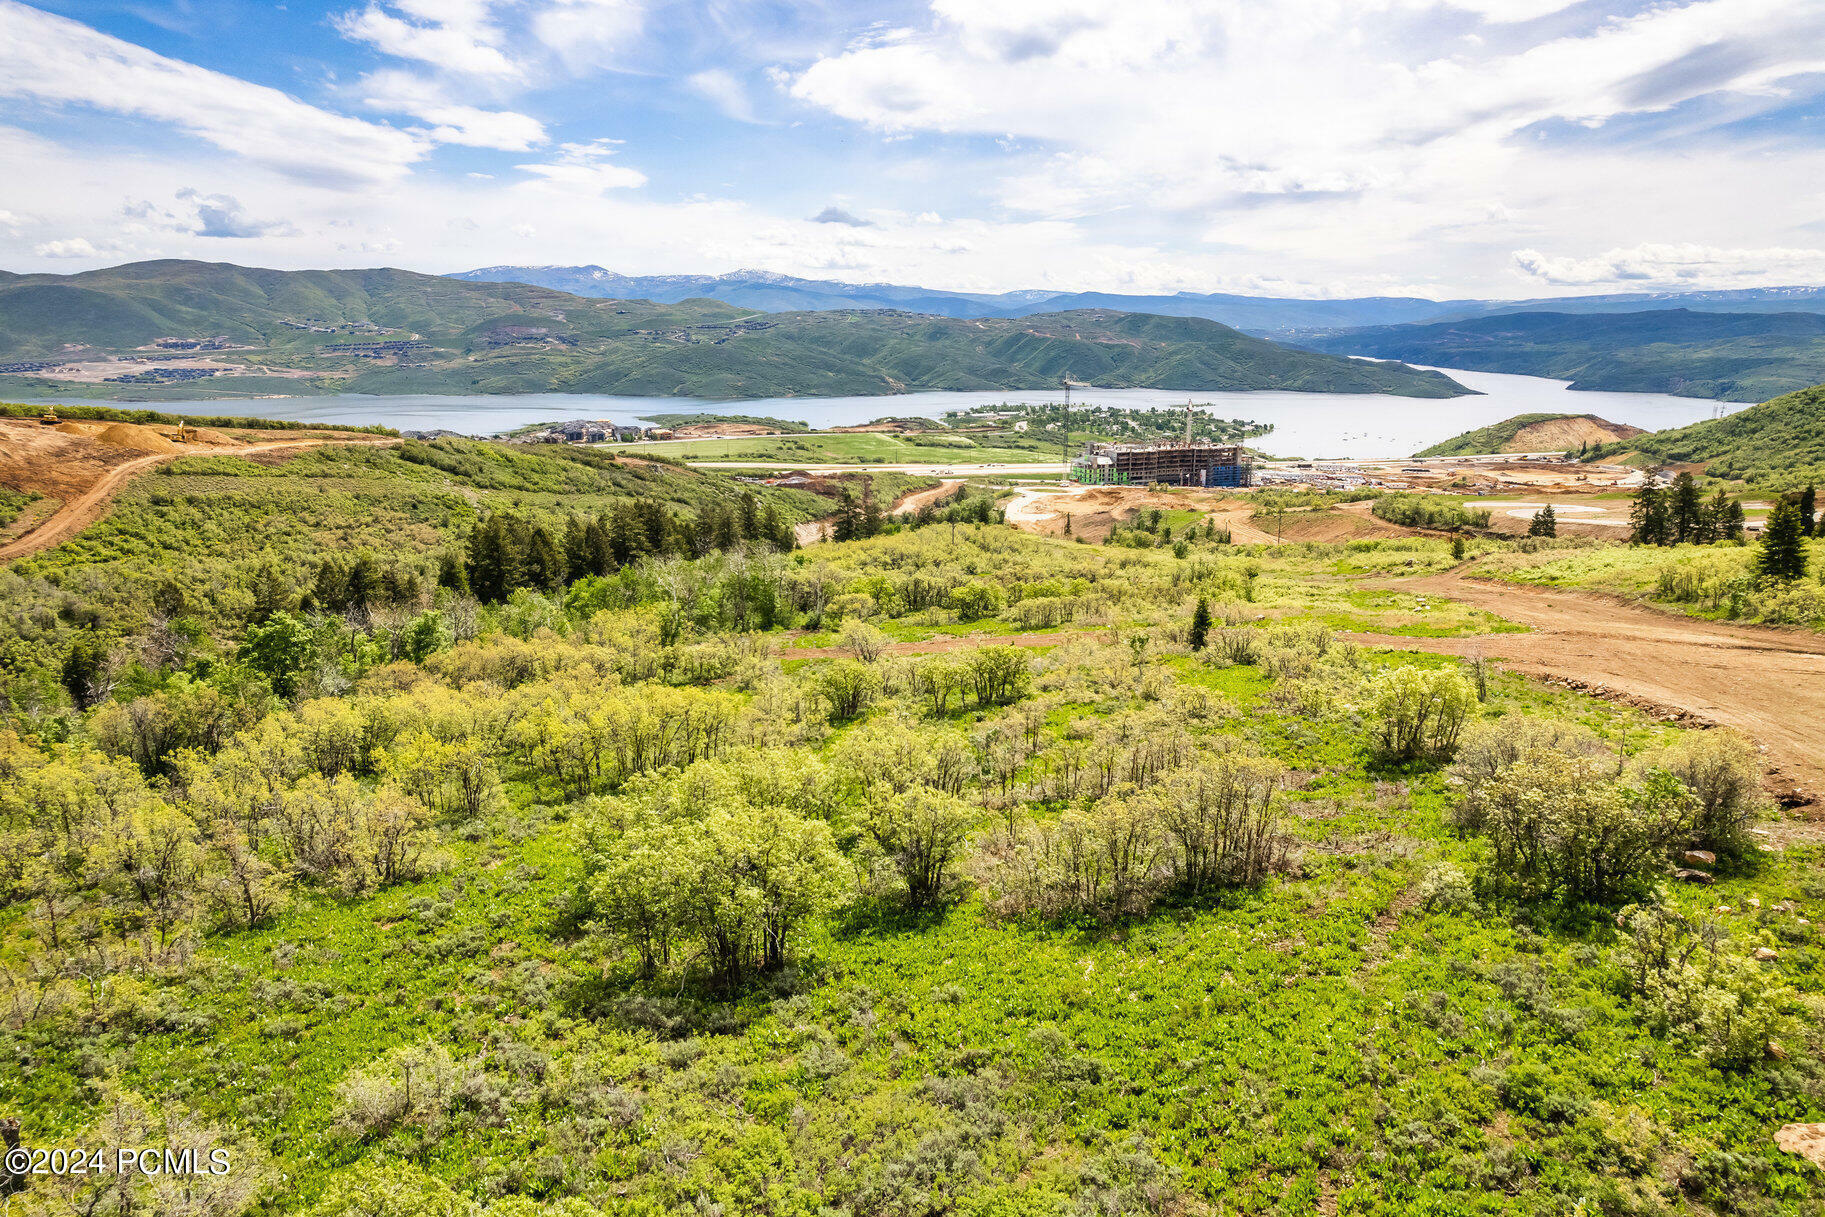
<box><xmin>1363</xmin><ymin>569</ymin><xmax>1825</xmax><ymax>809</ymax></box>
<box><xmin>1506</xmin><ymin>416</ymin><xmax>1644</xmax><ymax>452</ymax></box>
<box><xmin>0</xmin><ymin>419</ymin><xmax>399</xmax><ymax>561</ymax></box>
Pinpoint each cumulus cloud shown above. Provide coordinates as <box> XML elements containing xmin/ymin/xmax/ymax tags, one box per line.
<box><xmin>787</xmin><ymin>0</ymin><xmax>1825</xmax><ymax>289</ymax></box>
<box><xmin>1512</xmin><ymin>243</ymin><xmax>1825</xmax><ymax>287</ymax></box>
<box><xmin>810</xmin><ymin>206</ymin><xmax>873</xmax><ymax>227</ymax></box>
<box><xmin>34</xmin><ymin>236</ymin><xmax>103</xmax><ymax>258</ymax></box>
<box><xmin>0</xmin><ymin>0</ymin><xmax>428</xmax><ymax>186</ymax></box>
<box><xmin>175</xmin><ymin>189</ymin><xmax>295</xmax><ymax>239</ymax></box>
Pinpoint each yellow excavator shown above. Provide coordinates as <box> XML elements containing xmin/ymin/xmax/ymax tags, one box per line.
<box><xmin>38</xmin><ymin>406</ymin><xmax>58</xmax><ymax>426</ymax></box>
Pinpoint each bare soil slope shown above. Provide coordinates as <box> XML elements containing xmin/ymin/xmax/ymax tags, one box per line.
<box><xmin>0</xmin><ymin>419</ymin><xmax>398</xmax><ymax>561</ymax></box>
<box><xmin>1507</xmin><ymin>415</ymin><xmax>1645</xmax><ymax>452</ymax></box>
<box><xmin>1365</xmin><ymin>569</ymin><xmax>1825</xmax><ymax>808</ymax></box>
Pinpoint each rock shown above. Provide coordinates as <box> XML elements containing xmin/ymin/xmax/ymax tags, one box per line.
<box><xmin>1675</xmin><ymin>868</ymin><xmax>1714</xmax><ymax>884</ymax></box>
<box><xmin>1683</xmin><ymin>850</ymin><xmax>1718</xmax><ymax>866</ymax></box>
<box><xmin>1775</xmin><ymin>900</ymin><xmax>1796</xmax><ymax>913</ymax></box>
<box><xmin>1769</xmin><ymin>1042</ymin><xmax>1790</xmax><ymax>1061</ymax></box>
<box><xmin>1748</xmin><ymin>897</ymin><xmax>1762</xmax><ymax>910</ymax></box>
<box><xmin>1755</xmin><ymin>947</ymin><xmax>1780</xmax><ymax>961</ymax></box>
<box><xmin>1716</xmin><ymin>906</ymin><xmax>1733</xmax><ymax>915</ymax></box>
<box><xmin>1777</xmin><ymin>1124</ymin><xmax>1825</xmax><ymax>1169</ymax></box>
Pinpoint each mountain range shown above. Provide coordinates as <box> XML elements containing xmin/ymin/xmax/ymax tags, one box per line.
<box><xmin>449</xmin><ymin>265</ymin><xmax>1825</xmax><ymax>336</ymax></box>
<box><xmin>0</xmin><ymin>260</ymin><xmax>1470</xmax><ymax>401</ymax></box>
<box><xmin>1296</xmin><ymin>309</ymin><xmax>1825</xmax><ymax>402</ymax></box>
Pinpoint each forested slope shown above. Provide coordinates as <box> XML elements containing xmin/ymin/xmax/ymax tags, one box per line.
<box><xmin>0</xmin><ymin>261</ymin><xmax>1471</xmax><ymax>401</ymax></box>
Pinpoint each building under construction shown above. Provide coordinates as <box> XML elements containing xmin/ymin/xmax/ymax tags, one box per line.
<box><xmin>1071</xmin><ymin>440</ymin><xmax>1253</xmax><ymax>488</ymax></box>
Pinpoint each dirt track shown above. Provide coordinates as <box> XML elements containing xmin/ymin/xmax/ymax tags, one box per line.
<box><xmin>1363</xmin><ymin>570</ymin><xmax>1825</xmax><ymax>805</ymax></box>
<box><xmin>0</xmin><ymin>435</ymin><xmax>400</xmax><ymax>561</ymax></box>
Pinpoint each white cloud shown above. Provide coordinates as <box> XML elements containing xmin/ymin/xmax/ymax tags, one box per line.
<box><xmin>787</xmin><ymin>0</ymin><xmax>1825</xmax><ymax>292</ymax></box>
<box><xmin>0</xmin><ymin>0</ymin><xmax>428</xmax><ymax>186</ymax></box>
<box><xmin>515</xmin><ymin>140</ymin><xmax>648</xmax><ymax>193</ymax></box>
<box><xmin>175</xmin><ymin>189</ymin><xmax>295</xmax><ymax>239</ymax></box>
<box><xmin>333</xmin><ymin>2</ymin><xmax>520</xmax><ymax>78</ymax></box>
<box><xmin>1513</xmin><ymin>243</ymin><xmax>1825</xmax><ymax>287</ymax></box>
<box><xmin>532</xmin><ymin>0</ymin><xmax>646</xmax><ymax>72</ymax></box>
<box><xmin>688</xmin><ymin>68</ymin><xmax>759</xmax><ymax>123</ymax></box>
<box><xmin>358</xmin><ymin>70</ymin><xmax>548</xmax><ymax>150</ymax></box>
<box><xmin>34</xmin><ymin>236</ymin><xmax>102</xmax><ymax>258</ymax></box>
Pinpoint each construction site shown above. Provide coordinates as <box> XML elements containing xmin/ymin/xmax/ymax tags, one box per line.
<box><xmin>1070</xmin><ymin>439</ymin><xmax>1254</xmax><ymax>488</ymax></box>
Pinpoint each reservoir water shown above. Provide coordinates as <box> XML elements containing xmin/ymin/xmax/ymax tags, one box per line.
<box><xmin>32</xmin><ymin>367</ymin><xmax>1733</xmax><ymax>459</ymax></box>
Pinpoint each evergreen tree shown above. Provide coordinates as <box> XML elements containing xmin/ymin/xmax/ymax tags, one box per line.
<box><xmin>249</xmin><ymin>563</ymin><xmax>293</xmax><ymax>624</ymax></box>
<box><xmin>60</xmin><ymin>633</ymin><xmax>110</xmax><ymax>709</ymax></box>
<box><xmin>436</xmin><ymin>551</ymin><xmax>469</xmax><ymax>595</ymax></box>
<box><xmin>832</xmin><ymin>489</ymin><xmax>860</xmax><ymax>543</ymax></box>
<box><xmin>1669</xmin><ymin>472</ymin><xmax>1703</xmax><ymax>543</ymax></box>
<box><xmin>1063</xmin><ymin>513</ymin><xmax>1073</xmax><ymax>537</ymax></box>
<box><xmin>738</xmin><ymin>490</ymin><xmax>759</xmax><ymax>541</ymax></box>
<box><xmin>860</xmin><ymin>484</ymin><xmax>884</xmax><ymax>538</ymax></box>
<box><xmin>1189</xmin><ymin>597</ymin><xmax>1211</xmax><ymax>651</ymax></box>
<box><xmin>563</xmin><ymin>516</ymin><xmax>591</xmax><ymax>582</ymax></box>
<box><xmin>1699</xmin><ymin>489</ymin><xmax>1732</xmax><ymax>544</ymax></box>
<box><xmin>1798</xmin><ymin>483</ymin><xmax>1817</xmax><ymax>538</ymax></box>
<box><xmin>1756</xmin><ymin>498</ymin><xmax>1809</xmax><ymax>582</ymax></box>
<box><xmin>1527</xmin><ymin>505</ymin><xmax>1556</xmax><ymax>537</ymax></box>
<box><xmin>1723</xmin><ymin>498</ymin><xmax>1746</xmax><ymax>542</ymax></box>
<box><xmin>608</xmin><ymin>503</ymin><xmax>640</xmax><ymax>566</ymax></box>
<box><xmin>311</xmin><ymin>559</ymin><xmax>350</xmax><ymax>613</ymax></box>
<box><xmin>345</xmin><ymin>554</ymin><xmax>382</xmax><ymax>612</ymax></box>
<box><xmin>584</xmin><ymin>516</ymin><xmax>615</xmax><ymax>576</ymax></box>
<box><xmin>1629</xmin><ymin>484</ymin><xmax>1671</xmax><ymax>546</ymax></box>
<box><xmin>525</xmin><ymin>524</ymin><xmax>565</xmax><ymax>590</ymax></box>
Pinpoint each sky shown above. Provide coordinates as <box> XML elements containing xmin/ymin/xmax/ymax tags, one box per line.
<box><xmin>2</xmin><ymin>0</ymin><xmax>1825</xmax><ymax>299</ymax></box>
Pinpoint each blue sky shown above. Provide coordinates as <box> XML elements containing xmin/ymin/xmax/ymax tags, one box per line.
<box><xmin>3</xmin><ymin>0</ymin><xmax>1825</xmax><ymax>297</ymax></box>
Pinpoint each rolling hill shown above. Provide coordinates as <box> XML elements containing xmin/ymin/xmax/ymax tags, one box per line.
<box><xmin>453</xmin><ymin>264</ymin><xmax>1825</xmax><ymax>334</ymax></box>
<box><xmin>1416</xmin><ymin>413</ymin><xmax>1646</xmax><ymax>457</ymax></box>
<box><xmin>1587</xmin><ymin>384</ymin><xmax>1825</xmax><ymax>482</ymax></box>
<box><xmin>1299</xmin><ymin>309</ymin><xmax>1825</xmax><ymax>401</ymax></box>
<box><xmin>0</xmin><ymin>260</ymin><xmax>1472</xmax><ymax>401</ymax></box>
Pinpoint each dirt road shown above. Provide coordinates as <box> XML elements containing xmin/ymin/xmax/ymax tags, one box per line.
<box><xmin>0</xmin><ymin>437</ymin><xmax>399</xmax><ymax>562</ymax></box>
<box><xmin>1363</xmin><ymin>570</ymin><xmax>1825</xmax><ymax>804</ymax></box>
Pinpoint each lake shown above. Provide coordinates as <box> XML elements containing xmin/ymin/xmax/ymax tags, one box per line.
<box><xmin>29</xmin><ymin>367</ymin><xmax>1734</xmax><ymax>459</ymax></box>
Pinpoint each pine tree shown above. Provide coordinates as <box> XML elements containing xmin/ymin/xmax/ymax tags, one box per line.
<box><xmin>1630</xmin><ymin>484</ymin><xmax>1671</xmax><ymax>546</ymax></box>
<box><xmin>525</xmin><ymin>524</ymin><xmax>565</xmax><ymax>590</ymax></box>
<box><xmin>1756</xmin><ymin>498</ymin><xmax>1809</xmax><ymax>582</ymax></box>
<box><xmin>1699</xmin><ymin>489</ymin><xmax>1732</xmax><ymax>544</ymax></box>
<box><xmin>563</xmin><ymin>516</ymin><xmax>591</xmax><ymax>582</ymax></box>
<box><xmin>860</xmin><ymin>484</ymin><xmax>884</xmax><ymax>538</ymax></box>
<box><xmin>832</xmin><ymin>489</ymin><xmax>860</xmax><ymax>542</ymax></box>
<box><xmin>1189</xmin><ymin>597</ymin><xmax>1211</xmax><ymax>651</ymax></box>
<box><xmin>1669</xmin><ymin>472</ymin><xmax>1703</xmax><ymax>543</ymax></box>
<box><xmin>1063</xmin><ymin>513</ymin><xmax>1073</xmax><ymax>536</ymax></box>
<box><xmin>250</xmin><ymin>563</ymin><xmax>293</xmax><ymax>624</ymax></box>
<box><xmin>1527</xmin><ymin>505</ymin><xmax>1557</xmax><ymax>537</ymax></box>
<box><xmin>1723</xmin><ymin>498</ymin><xmax>1746</xmax><ymax>542</ymax></box>
<box><xmin>436</xmin><ymin>551</ymin><xmax>470</xmax><ymax>594</ymax></box>
<box><xmin>1798</xmin><ymin>483</ymin><xmax>1817</xmax><ymax>538</ymax></box>
<box><xmin>584</xmin><ymin>517</ymin><xmax>614</xmax><ymax>576</ymax></box>
<box><xmin>738</xmin><ymin>490</ymin><xmax>759</xmax><ymax>541</ymax></box>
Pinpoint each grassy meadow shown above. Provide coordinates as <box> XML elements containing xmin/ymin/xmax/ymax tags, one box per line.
<box><xmin>1</xmin><ymin>454</ymin><xmax>1822</xmax><ymax>1217</ymax></box>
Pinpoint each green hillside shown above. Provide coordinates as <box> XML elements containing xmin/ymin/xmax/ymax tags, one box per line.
<box><xmin>1417</xmin><ymin>413</ymin><xmax>1583</xmax><ymax>457</ymax></box>
<box><xmin>1303</xmin><ymin>309</ymin><xmax>1825</xmax><ymax>401</ymax></box>
<box><xmin>0</xmin><ymin>260</ymin><xmax>1471</xmax><ymax>401</ymax></box>
<box><xmin>1589</xmin><ymin>383</ymin><xmax>1825</xmax><ymax>483</ymax></box>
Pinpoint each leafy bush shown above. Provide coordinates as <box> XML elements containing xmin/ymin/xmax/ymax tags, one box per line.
<box><xmin>1366</xmin><ymin>666</ymin><xmax>1475</xmax><ymax>762</ymax></box>
<box><xmin>1614</xmin><ymin>903</ymin><xmax>1800</xmax><ymax>1068</ymax></box>
<box><xmin>1457</xmin><ymin>750</ymin><xmax>1692</xmax><ymax>903</ymax></box>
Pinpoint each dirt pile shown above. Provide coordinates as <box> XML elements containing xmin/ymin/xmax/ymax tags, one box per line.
<box><xmin>94</xmin><ymin>423</ymin><xmax>180</xmax><ymax>453</ymax></box>
<box><xmin>1507</xmin><ymin>416</ymin><xmax>1645</xmax><ymax>452</ymax></box>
